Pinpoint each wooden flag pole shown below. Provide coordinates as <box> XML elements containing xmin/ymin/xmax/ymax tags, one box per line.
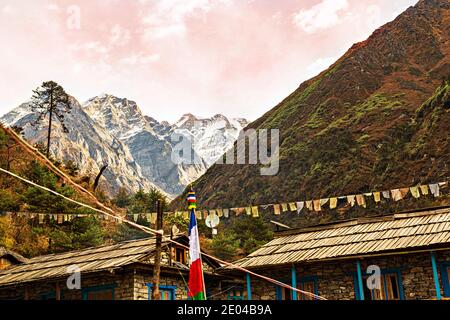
<box><xmin>151</xmin><ymin>199</ymin><xmax>163</xmax><ymax>300</ymax></box>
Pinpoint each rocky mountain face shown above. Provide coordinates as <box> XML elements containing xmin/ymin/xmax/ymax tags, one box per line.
<box><xmin>1</xmin><ymin>97</ymin><xmax>159</xmax><ymax>195</ymax></box>
<box><xmin>170</xmin><ymin>0</ymin><xmax>450</xmax><ymax>212</ymax></box>
<box><xmin>1</xmin><ymin>94</ymin><xmax>248</xmax><ymax>197</ymax></box>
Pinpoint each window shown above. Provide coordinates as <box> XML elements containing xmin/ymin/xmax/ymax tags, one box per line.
<box><xmin>175</xmin><ymin>247</ymin><xmax>187</xmax><ymax>265</ymax></box>
<box><xmin>440</xmin><ymin>262</ymin><xmax>450</xmax><ymax>298</ymax></box>
<box><xmin>297</xmin><ymin>278</ymin><xmax>318</xmax><ymax>300</ymax></box>
<box><xmin>82</xmin><ymin>284</ymin><xmax>116</xmax><ymax>300</ymax></box>
<box><xmin>276</xmin><ymin>276</ymin><xmax>318</xmax><ymax>300</ymax></box>
<box><xmin>227</xmin><ymin>289</ymin><xmax>244</xmax><ymax>300</ymax></box>
<box><xmin>356</xmin><ymin>270</ymin><xmax>404</xmax><ymax>300</ymax></box>
<box><xmin>147</xmin><ymin>284</ymin><xmax>177</xmax><ymax>300</ymax></box>
<box><xmin>276</xmin><ymin>286</ymin><xmax>292</xmax><ymax>300</ymax></box>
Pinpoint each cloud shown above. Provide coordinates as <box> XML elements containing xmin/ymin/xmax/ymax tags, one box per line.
<box><xmin>47</xmin><ymin>4</ymin><xmax>60</xmax><ymax>12</ymax></box>
<box><xmin>305</xmin><ymin>56</ymin><xmax>337</xmax><ymax>78</ymax></box>
<box><xmin>68</xmin><ymin>41</ymin><xmax>111</xmax><ymax>59</ymax></box>
<box><xmin>141</xmin><ymin>0</ymin><xmax>230</xmax><ymax>39</ymax></box>
<box><xmin>2</xmin><ymin>5</ymin><xmax>13</xmax><ymax>14</ymax></box>
<box><xmin>119</xmin><ymin>52</ymin><xmax>160</xmax><ymax>65</ymax></box>
<box><xmin>293</xmin><ymin>0</ymin><xmax>348</xmax><ymax>34</ymax></box>
<box><xmin>110</xmin><ymin>24</ymin><xmax>131</xmax><ymax>46</ymax></box>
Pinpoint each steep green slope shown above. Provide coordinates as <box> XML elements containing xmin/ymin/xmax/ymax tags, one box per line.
<box><xmin>171</xmin><ymin>0</ymin><xmax>450</xmax><ymax>217</ymax></box>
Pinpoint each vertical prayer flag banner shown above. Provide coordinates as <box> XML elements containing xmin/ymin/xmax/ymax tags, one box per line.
<box><xmin>187</xmin><ymin>191</ymin><xmax>197</xmax><ymax>210</ymax></box>
<box><xmin>187</xmin><ymin>190</ymin><xmax>206</xmax><ymax>300</ymax></box>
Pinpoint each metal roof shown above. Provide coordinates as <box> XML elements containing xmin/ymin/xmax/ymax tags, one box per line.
<box><xmin>234</xmin><ymin>207</ymin><xmax>450</xmax><ymax>268</ymax></box>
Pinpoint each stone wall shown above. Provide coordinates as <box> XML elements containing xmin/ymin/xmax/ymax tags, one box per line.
<box><xmin>246</xmin><ymin>250</ymin><xmax>450</xmax><ymax>300</ymax></box>
<box><xmin>0</xmin><ymin>267</ymin><xmax>227</xmax><ymax>300</ymax></box>
<box><xmin>0</xmin><ymin>270</ymin><xmax>135</xmax><ymax>300</ymax></box>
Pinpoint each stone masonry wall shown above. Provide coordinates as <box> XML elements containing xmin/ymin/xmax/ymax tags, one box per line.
<box><xmin>247</xmin><ymin>250</ymin><xmax>450</xmax><ymax>300</ymax></box>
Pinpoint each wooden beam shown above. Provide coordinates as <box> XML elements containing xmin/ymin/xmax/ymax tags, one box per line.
<box><xmin>151</xmin><ymin>199</ymin><xmax>163</xmax><ymax>300</ymax></box>
<box><xmin>55</xmin><ymin>282</ymin><xmax>61</xmax><ymax>300</ymax></box>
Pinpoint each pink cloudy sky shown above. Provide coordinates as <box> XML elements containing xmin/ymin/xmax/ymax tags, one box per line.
<box><xmin>0</xmin><ymin>0</ymin><xmax>417</xmax><ymax>123</ymax></box>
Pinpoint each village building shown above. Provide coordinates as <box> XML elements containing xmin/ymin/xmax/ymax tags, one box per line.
<box><xmin>224</xmin><ymin>206</ymin><xmax>450</xmax><ymax>300</ymax></box>
<box><xmin>0</xmin><ymin>235</ymin><xmax>241</xmax><ymax>300</ymax></box>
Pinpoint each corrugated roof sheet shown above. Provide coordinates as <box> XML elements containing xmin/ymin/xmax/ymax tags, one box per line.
<box><xmin>0</xmin><ymin>237</ymin><xmax>174</xmax><ymax>286</ymax></box>
<box><xmin>235</xmin><ymin>207</ymin><xmax>450</xmax><ymax>268</ymax></box>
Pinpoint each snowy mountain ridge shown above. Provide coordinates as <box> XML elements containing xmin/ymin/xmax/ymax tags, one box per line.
<box><xmin>1</xmin><ymin>92</ymin><xmax>248</xmax><ymax>197</ymax></box>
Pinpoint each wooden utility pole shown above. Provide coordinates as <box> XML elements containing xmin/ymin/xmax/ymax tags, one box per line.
<box><xmin>46</xmin><ymin>89</ymin><xmax>53</xmax><ymax>158</ymax></box>
<box><xmin>151</xmin><ymin>199</ymin><xmax>163</xmax><ymax>300</ymax></box>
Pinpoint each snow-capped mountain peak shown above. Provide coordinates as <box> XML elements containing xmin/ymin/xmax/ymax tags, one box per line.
<box><xmin>2</xmin><ymin>89</ymin><xmax>248</xmax><ymax>197</ymax></box>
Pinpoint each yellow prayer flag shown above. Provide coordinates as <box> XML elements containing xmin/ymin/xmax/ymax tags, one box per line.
<box><xmin>419</xmin><ymin>185</ymin><xmax>429</xmax><ymax>196</ymax></box>
<box><xmin>410</xmin><ymin>186</ymin><xmax>420</xmax><ymax>199</ymax></box>
<box><xmin>288</xmin><ymin>202</ymin><xmax>297</xmax><ymax>212</ymax></box>
<box><xmin>373</xmin><ymin>192</ymin><xmax>381</xmax><ymax>203</ymax></box>
<box><xmin>273</xmin><ymin>204</ymin><xmax>281</xmax><ymax>215</ymax></box>
<box><xmin>329</xmin><ymin>197</ymin><xmax>337</xmax><ymax>209</ymax></box>
<box><xmin>251</xmin><ymin>206</ymin><xmax>259</xmax><ymax>217</ymax></box>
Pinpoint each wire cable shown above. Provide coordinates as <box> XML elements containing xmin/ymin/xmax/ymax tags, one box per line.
<box><xmin>0</xmin><ymin>166</ymin><xmax>326</xmax><ymax>300</ymax></box>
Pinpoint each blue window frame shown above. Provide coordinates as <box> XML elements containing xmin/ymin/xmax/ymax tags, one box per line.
<box><xmin>297</xmin><ymin>276</ymin><xmax>319</xmax><ymax>300</ymax></box>
<box><xmin>353</xmin><ymin>268</ymin><xmax>405</xmax><ymax>300</ymax></box>
<box><xmin>439</xmin><ymin>261</ymin><xmax>450</xmax><ymax>298</ymax></box>
<box><xmin>146</xmin><ymin>283</ymin><xmax>177</xmax><ymax>300</ymax></box>
<box><xmin>275</xmin><ymin>275</ymin><xmax>318</xmax><ymax>300</ymax></box>
<box><xmin>82</xmin><ymin>284</ymin><xmax>116</xmax><ymax>300</ymax></box>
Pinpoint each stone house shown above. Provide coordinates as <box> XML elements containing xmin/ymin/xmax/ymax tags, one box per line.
<box><xmin>0</xmin><ymin>235</ymin><xmax>241</xmax><ymax>300</ymax></box>
<box><xmin>223</xmin><ymin>206</ymin><xmax>450</xmax><ymax>300</ymax></box>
